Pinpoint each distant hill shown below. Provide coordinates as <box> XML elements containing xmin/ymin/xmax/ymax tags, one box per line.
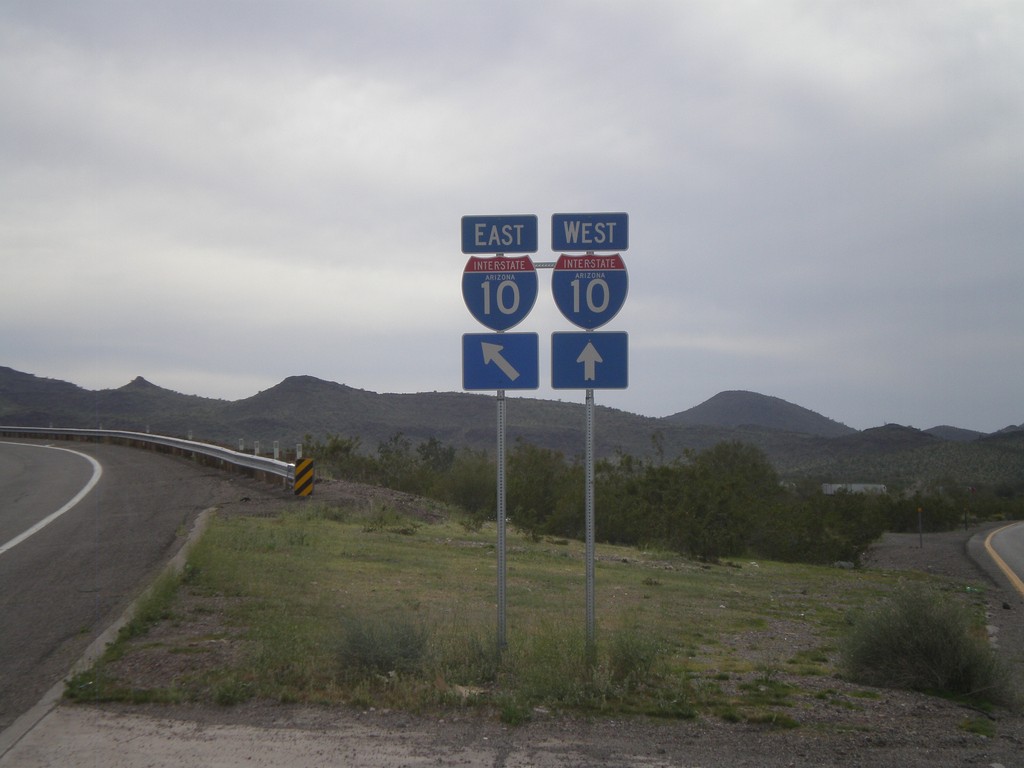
<box><xmin>2</xmin><ymin>366</ymin><xmax>1022</xmax><ymax>488</ymax></box>
<box><xmin>664</xmin><ymin>390</ymin><xmax>855</xmax><ymax>438</ymax></box>
<box><xmin>827</xmin><ymin>424</ymin><xmax>941</xmax><ymax>454</ymax></box>
<box><xmin>0</xmin><ymin>366</ymin><xmax>95</xmax><ymax>421</ymax></box>
<box><xmin>794</xmin><ymin>425</ymin><xmax>1024</xmax><ymax>489</ymax></box>
<box><xmin>0</xmin><ymin>368</ymin><xmax>675</xmax><ymax>460</ymax></box>
<box><xmin>980</xmin><ymin>429</ymin><xmax>1024</xmax><ymax>450</ymax></box>
<box><xmin>926</xmin><ymin>425</ymin><xmax>985</xmax><ymax>442</ymax></box>
<box><xmin>994</xmin><ymin>424</ymin><xmax>1024</xmax><ymax>435</ymax></box>
<box><xmin>212</xmin><ymin>375</ymin><xmax>691</xmax><ymax>461</ymax></box>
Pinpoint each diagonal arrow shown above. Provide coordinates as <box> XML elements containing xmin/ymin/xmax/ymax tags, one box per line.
<box><xmin>481</xmin><ymin>342</ymin><xmax>520</xmax><ymax>381</ymax></box>
<box><xmin>577</xmin><ymin>341</ymin><xmax>603</xmax><ymax>381</ymax></box>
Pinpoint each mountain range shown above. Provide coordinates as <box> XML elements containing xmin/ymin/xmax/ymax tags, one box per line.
<box><xmin>1</xmin><ymin>366</ymin><xmax>1021</xmax><ymax>489</ymax></box>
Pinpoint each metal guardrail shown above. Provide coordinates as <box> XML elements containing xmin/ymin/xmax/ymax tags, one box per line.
<box><xmin>0</xmin><ymin>426</ymin><xmax>295</xmax><ymax>487</ymax></box>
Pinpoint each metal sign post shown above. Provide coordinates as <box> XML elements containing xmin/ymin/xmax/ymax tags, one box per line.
<box><xmin>584</xmin><ymin>388</ymin><xmax>596</xmax><ymax>653</ymax></box>
<box><xmin>549</xmin><ymin>213</ymin><xmax>630</xmax><ymax>657</ymax></box>
<box><xmin>497</xmin><ymin>390</ymin><xmax>508</xmax><ymax>649</ymax></box>
<box><xmin>461</xmin><ymin>215</ymin><xmax>540</xmax><ymax>655</ymax></box>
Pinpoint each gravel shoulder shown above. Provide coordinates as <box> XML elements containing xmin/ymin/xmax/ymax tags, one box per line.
<box><xmin>2</xmin><ymin>477</ymin><xmax>1022</xmax><ymax>767</ymax></box>
<box><xmin>863</xmin><ymin>523</ymin><xmax>1024</xmax><ymax>668</ymax></box>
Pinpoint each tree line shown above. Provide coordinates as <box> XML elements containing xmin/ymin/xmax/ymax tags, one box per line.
<box><xmin>304</xmin><ymin>433</ymin><xmax>1023</xmax><ymax>565</ymax></box>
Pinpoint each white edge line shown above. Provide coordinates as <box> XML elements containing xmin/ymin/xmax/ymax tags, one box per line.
<box><xmin>0</xmin><ymin>443</ymin><xmax>103</xmax><ymax>556</ymax></box>
<box><xmin>0</xmin><ymin>506</ymin><xmax>215</xmax><ymax>759</ymax></box>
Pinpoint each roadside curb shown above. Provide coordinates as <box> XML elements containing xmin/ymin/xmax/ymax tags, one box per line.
<box><xmin>967</xmin><ymin>522</ymin><xmax>1024</xmax><ymax>596</ymax></box>
<box><xmin>967</xmin><ymin>523</ymin><xmax>1024</xmax><ymax>658</ymax></box>
<box><xmin>0</xmin><ymin>506</ymin><xmax>216</xmax><ymax>759</ymax></box>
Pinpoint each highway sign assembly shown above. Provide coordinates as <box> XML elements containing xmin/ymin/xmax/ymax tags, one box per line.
<box><xmin>551</xmin><ymin>212</ymin><xmax>629</xmax><ymax>252</ymax></box>
<box><xmin>462</xmin><ymin>333</ymin><xmax>539</xmax><ymax>390</ymax></box>
<box><xmin>551</xmin><ymin>253</ymin><xmax>628</xmax><ymax>330</ymax></box>
<box><xmin>462</xmin><ymin>255</ymin><xmax>538</xmax><ymax>331</ymax></box>
<box><xmin>459</xmin><ymin>210</ymin><xmax>631</xmax><ymax>655</ymax></box>
<box><xmin>551</xmin><ymin>332</ymin><xmax>628</xmax><ymax>389</ymax></box>
<box><xmin>461</xmin><ymin>214</ymin><xmax>539</xmax><ymax>254</ymax></box>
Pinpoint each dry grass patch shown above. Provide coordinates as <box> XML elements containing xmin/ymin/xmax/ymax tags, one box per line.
<box><xmin>67</xmin><ymin>501</ymin><xmax>1014</xmax><ymax>726</ymax></box>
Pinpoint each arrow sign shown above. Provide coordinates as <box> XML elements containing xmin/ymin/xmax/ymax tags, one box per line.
<box><xmin>481</xmin><ymin>342</ymin><xmax>520</xmax><ymax>381</ymax></box>
<box><xmin>577</xmin><ymin>341</ymin><xmax>602</xmax><ymax>381</ymax></box>
<box><xmin>463</xmin><ymin>333</ymin><xmax>539</xmax><ymax>390</ymax></box>
<box><xmin>552</xmin><ymin>332</ymin><xmax>628</xmax><ymax>389</ymax></box>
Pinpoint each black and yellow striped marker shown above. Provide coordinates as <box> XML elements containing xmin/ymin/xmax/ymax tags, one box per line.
<box><xmin>294</xmin><ymin>458</ymin><xmax>314</xmax><ymax>497</ymax></box>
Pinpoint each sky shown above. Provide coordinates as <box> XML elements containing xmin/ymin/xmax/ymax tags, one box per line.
<box><xmin>2</xmin><ymin>1</ymin><xmax>1022</xmax><ymax>433</ymax></box>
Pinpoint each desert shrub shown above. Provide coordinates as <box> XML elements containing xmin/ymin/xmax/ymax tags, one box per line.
<box><xmin>500</xmin><ymin>622</ymin><xmax>669</xmax><ymax>712</ymax></box>
<box><xmin>673</xmin><ymin>442</ymin><xmax>784</xmax><ymax>560</ymax></box>
<box><xmin>433</xmin><ymin>627</ymin><xmax>499</xmax><ymax>686</ymax></box>
<box><xmin>376</xmin><ymin>433</ymin><xmax>420</xmax><ymax>493</ymax></box>
<box><xmin>607</xmin><ymin>626</ymin><xmax>661</xmax><ymax>690</ymax></box>
<box><xmin>840</xmin><ymin>584</ymin><xmax>1019</xmax><ymax>708</ymax></box>
<box><xmin>437</xmin><ymin>448</ymin><xmax>495</xmax><ymax>523</ymax></box>
<box><xmin>335</xmin><ymin>613</ymin><xmax>428</xmax><ymax>679</ymax></box>
<box><xmin>507</xmin><ymin>441</ymin><xmax>581</xmax><ymax>537</ymax></box>
<box><xmin>506</xmin><ymin>622</ymin><xmax>591</xmax><ymax>704</ymax></box>
<box><xmin>304</xmin><ymin>433</ymin><xmax>380</xmax><ymax>482</ymax></box>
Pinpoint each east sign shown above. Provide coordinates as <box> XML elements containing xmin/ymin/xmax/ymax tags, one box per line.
<box><xmin>461</xmin><ymin>214</ymin><xmax>538</xmax><ymax>255</ymax></box>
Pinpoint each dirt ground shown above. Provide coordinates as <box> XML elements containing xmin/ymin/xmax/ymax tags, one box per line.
<box><xmin>862</xmin><ymin>524</ymin><xmax>1024</xmax><ymax>668</ymax></box>
<box><xmin>3</xmin><ymin>477</ymin><xmax>1023</xmax><ymax>767</ymax></box>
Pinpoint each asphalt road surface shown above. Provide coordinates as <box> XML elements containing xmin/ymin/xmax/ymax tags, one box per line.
<box><xmin>987</xmin><ymin>520</ymin><xmax>1024</xmax><ymax>598</ymax></box>
<box><xmin>0</xmin><ymin>439</ymin><xmax>248</xmax><ymax>732</ymax></box>
<box><xmin>0</xmin><ymin>441</ymin><xmax>99</xmax><ymax>550</ymax></box>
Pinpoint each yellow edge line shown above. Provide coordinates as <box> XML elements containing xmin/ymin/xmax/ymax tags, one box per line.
<box><xmin>984</xmin><ymin>523</ymin><xmax>1024</xmax><ymax>599</ymax></box>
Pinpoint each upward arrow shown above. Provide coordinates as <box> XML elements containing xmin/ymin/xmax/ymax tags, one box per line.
<box><xmin>481</xmin><ymin>342</ymin><xmax>520</xmax><ymax>381</ymax></box>
<box><xmin>576</xmin><ymin>341</ymin><xmax>603</xmax><ymax>381</ymax></box>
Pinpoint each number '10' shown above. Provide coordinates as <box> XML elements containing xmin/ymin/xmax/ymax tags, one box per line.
<box><xmin>570</xmin><ymin>278</ymin><xmax>610</xmax><ymax>313</ymax></box>
<box><xmin>481</xmin><ymin>280</ymin><xmax>520</xmax><ymax>315</ymax></box>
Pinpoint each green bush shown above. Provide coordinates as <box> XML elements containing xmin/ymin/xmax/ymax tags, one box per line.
<box><xmin>433</xmin><ymin>627</ymin><xmax>499</xmax><ymax>687</ymax></box>
<box><xmin>499</xmin><ymin>622</ymin><xmax>670</xmax><ymax>713</ymax></box>
<box><xmin>304</xmin><ymin>433</ymin><xmax>377</xmax><ymax>483</ymax></box>
<box><xmin>607</xmin><ymin>626</ymin><xmax>660</xmax><ymax>690</ymax></box>
<box><xmin>335</xmin><ymin>613</ymin><xmax>428</xmax><ymax>679</ymax></box>
<box><xmin>507</xmin><ymin>622</ymin><xmax>591</xmax><ymax>704</ymax></box>
<box><xmin>439</xmin><ymin>448</ymin><xmax>495</xmax><ymax>523</ymax></box>
<box><xmin>840</xmin><ymin>584</ymin><xmax>1018</xmax><ymax>708</ymax></box>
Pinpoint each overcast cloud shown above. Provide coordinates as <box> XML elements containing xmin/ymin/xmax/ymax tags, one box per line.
<box><xmin>2</xmin><ymin>1</ymin><xmax>1022</xmax><ymax>433</ymax></box>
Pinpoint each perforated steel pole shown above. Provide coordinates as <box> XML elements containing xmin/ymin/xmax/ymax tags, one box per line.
<box><xmin>497</xmin><ymin>389</ymin><xmax>508</xmax><ymax>650</ymax></box>
<box><xmin>585</xmin><ymin>388</ymin><xmax>596</xmax><ymax>653</ymax></box>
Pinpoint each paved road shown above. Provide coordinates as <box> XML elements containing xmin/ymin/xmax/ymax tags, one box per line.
<box><xmin>0</xmin><ymin>439</ymin><xmax>241</xmax><ymax>733</ymax></box>
<box><xmin>0</xmin><ymin>441</ymin><xmax>99</xmax><ymax>549</ymax></box>
<box><xmin>987</xmin><ymin>520</ymin><xmax>1024</xmax><ymax>598</ymax></box>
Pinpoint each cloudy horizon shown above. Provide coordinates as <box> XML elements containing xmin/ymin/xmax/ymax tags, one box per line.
<box><xmin>2</xmin><ymin>2</ymin><xmax>1022</xmax><ymax>433</ymax></box>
